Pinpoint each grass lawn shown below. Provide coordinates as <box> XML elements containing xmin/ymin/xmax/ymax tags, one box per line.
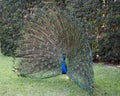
<box><xmin>0</xmin><ymin>53</ymin><xmax>120</xmax><ymax>96</ymax></box>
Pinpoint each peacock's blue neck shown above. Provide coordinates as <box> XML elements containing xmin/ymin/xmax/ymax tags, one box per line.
<box><xmin>62</xmin><ymin>54</ymin><xmax>66</xmax><ymax>61</ymax></box>
<box><xmin>61</xmin><ymin>54</ymin><xmax>66</xmax><ymax>65</ymax></box>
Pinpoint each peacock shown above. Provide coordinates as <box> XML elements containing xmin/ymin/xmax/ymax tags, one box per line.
<box><xmin>14</xmin><ymin>1</ymin><xmax>94</xmax><ymax>95</ymax></box>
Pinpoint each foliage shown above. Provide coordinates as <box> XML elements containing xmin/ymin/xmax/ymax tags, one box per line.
<box><xmin>97</xmin><ymin>0</ymin><xmax>120</xmax><ymax>64</ymax></box>
<box><xmin>0</xmin><ymin>0</ymin><xmax>23</xmax><ymax>56</ymax></box>
<box><xmin>0</xmin><ymin>0</ymin><xmax>42</xmax><ymax>56</ymax></box>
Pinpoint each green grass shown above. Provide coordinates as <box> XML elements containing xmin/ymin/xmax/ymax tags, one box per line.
<box><xmin>0</xmin><ymin>53</ymin><xmax>120</xmax><ymax>96</ymax></box>
<box><xmin>94</xmin><ymin>64</ymin><xmax>120</xmax><ymax>96</ymax></box>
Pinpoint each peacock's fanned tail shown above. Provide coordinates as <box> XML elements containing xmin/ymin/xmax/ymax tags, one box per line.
<box><xmin>14</xmin><ymin>2</ymin><xmax>94</xmax><ymax>94</ymax></box>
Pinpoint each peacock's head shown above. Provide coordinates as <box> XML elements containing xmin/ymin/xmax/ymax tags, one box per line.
<box><xmin>62</xmin><ymin>54</ymin><xmax>66</xmax><ymax>61</ymax></box>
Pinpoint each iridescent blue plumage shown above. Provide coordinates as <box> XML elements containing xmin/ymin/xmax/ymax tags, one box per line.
<box><xmin>61</xmin><ymin>54</ymin><xmax>67</xmax><ymax>74</ymax></box>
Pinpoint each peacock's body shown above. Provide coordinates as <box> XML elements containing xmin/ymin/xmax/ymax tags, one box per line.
<box><xmin>14</xmin><ymin>1</ymin><xmax>94</xmax><ymax>95</ymax></box>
